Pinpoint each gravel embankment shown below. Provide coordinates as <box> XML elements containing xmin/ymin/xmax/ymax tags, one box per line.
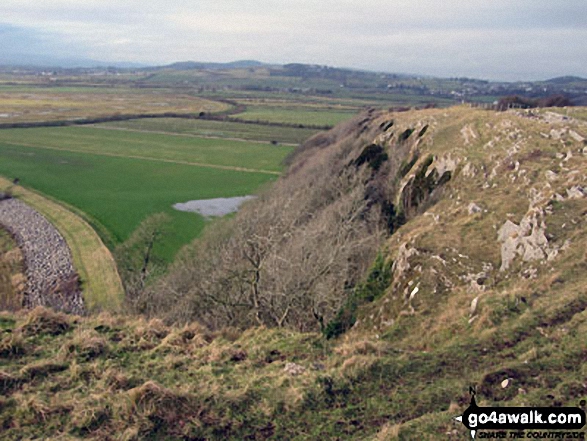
<box><xmin>0</xmin><ymin>198</ymin><xmax>84</xmax><ymax>314</ymax></box>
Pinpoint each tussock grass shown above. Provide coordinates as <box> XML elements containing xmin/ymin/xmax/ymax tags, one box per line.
<box><xmin>19</xmin><ymin>306</ymin><xmax>72</xmax><ymax>336</ymax></box>
<box><xmin>60</xmin><ymin>329</ymin><xmax>109</xmax><ymax>361</ymax></box>
<box><xmin>0</xmin><ymin>331</ymin><xmax>26</xmax><ymax>358</ymax></box>
<box><xmin>0</xmin><ymin>370</ymin><xmax>19</xmax><ymax>394</ymax></box>
<box><xmin>0</xmin><ymin>285</ymin><xmax>585</xmax><ymax>439</ymax></box>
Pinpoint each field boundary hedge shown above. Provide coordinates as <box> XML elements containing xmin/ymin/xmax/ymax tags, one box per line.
<box><xmin>0</xmin><ymin>113</ymin><xmax>334</xmax><ymax>131</ymax></box>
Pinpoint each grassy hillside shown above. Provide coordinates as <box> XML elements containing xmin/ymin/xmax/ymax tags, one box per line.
<box><xmin>1</xmin><ymin>106</ymin><xmax>586</xmax><ymax>439</ymax></box>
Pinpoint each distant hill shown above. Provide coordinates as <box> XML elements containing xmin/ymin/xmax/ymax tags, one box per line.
<box><xmin>544</xmin><ymin>75</ymin><xmax>587</xmax><ymax>84</ymax></box>
<box><xmin>159</xmin><ymin>60</ymin><xmax>269</xmax><ymax>70</ymax></box>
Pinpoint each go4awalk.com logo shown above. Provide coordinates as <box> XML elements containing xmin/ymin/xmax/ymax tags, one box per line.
<box><xmin>454</xmin><ymin>389</ymin><xmax>586</xmax><ymax>439</ymax></box>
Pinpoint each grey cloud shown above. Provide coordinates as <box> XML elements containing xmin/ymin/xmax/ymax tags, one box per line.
<box><xmin>0</xmin><ymin>0</ymin><xmax>585</xmax><ymax>80</ymax></box>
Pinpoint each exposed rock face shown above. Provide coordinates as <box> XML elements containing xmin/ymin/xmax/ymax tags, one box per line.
<box><xmin>399</xmin><ymin>155</ymin><xmax>455</xmax><ymax>218</ymax></box>
<box><xmin>0</xmin><ymin>198</ymin><xmax>84</xmax><ymax>314</ymax></box>
<box><xmin>497</xmin><ymin>209</ymin><xmax>558</xmax><ymax>271</ymax></box>
<box><xmin>460</xmin><ymin>124</ymin><xmax>478</xmax><ymax>145</ymax></box>
<box><xmin>392</xmin><ymin>242</ymin><xmax>419</xmax><ymax>280</ymax></box>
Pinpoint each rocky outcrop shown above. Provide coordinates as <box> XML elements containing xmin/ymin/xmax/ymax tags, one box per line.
<box><xmin>497</xmin><ymin>209</ymin><xmax>560</xmax><ymax>271</ymax></box>
<box><xmin>0</xmin><ymin>198</ymin><xmax>84</xmax><ymax>314</ymax></box>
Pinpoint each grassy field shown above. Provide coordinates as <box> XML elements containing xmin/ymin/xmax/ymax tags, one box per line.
<box><xmin>0</xmin><ymin>128</ymin><xmax>291</xmax><ymax>263</ymax></box>
<box><xmin>0</xmin><ymin>90</ymin><xmax>227</xmax><ymax>124</ymax></box>
<box><xmin>96</xmin><ymin>118</ymin><xmax>319</xmax><ymax>144</ymax></box>
<box><xmin>0</xmin><ymin>177</ymin><xmax>124</xmax><ymax>312</ymax></box>
<box><xmin>231</xmin><ymin>106</ymin><xmax>358</xmax><ymax>126</ymax></box>
<box><xmin>0</xmin><ymin>127</ymin><xmax>289</xmax><ymax>173</ymax></box>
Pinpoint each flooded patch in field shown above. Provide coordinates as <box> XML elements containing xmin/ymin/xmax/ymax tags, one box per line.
<box><xmin>173</xmin><ymin>196</ymin><xmax>256</xmax><ymax>217</ymax></box>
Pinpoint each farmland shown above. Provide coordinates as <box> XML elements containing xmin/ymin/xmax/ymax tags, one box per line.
<box><xmin>230</xmin><ymin>105</ymin><xmax>357</xmax><ymax>126</ymax></box>
<box><xmin>97</xmin><ymin>118</ymin><xmax>319</xmax><ymax>144</ymax></box>
<box><xmin>0</xmin><ymin>90</ymin><xmax>227</xmax><ymax>124</ymax></box>
<box><xmin>0</xmin><ymin>127</ymin><xmax>291</xmax><ymax>173</ymax></box>
<box><xmin>0</xmin><ymin>127</ymin><xmax>291</xmax><ymax>263</ymax></box>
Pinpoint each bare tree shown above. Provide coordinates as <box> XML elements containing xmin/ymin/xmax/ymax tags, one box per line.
<box><xmin>144</xmin><ymin>111</ymin><xmax>409</xmax><ymax>332</ymax></box>
<box><xmin>115</xmin><ymin>213</ymin><xmax>171</xmax><ymax>314</ymax></box>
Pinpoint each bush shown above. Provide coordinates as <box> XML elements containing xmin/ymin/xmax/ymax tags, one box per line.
<box><xmin>323</xmin><ymin>253</ymin><xmax>392</xmax><ymax>339</ymax></box>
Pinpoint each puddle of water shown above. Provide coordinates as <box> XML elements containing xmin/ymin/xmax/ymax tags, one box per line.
<box><xmin>173</xmin><ymin>196</ymin><xmax>256</xmax><ymax>217</ymax></box>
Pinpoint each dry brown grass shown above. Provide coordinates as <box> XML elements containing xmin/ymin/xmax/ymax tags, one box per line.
<box><xmin>334</xmin><ymin>338</ymin><xmax>388</xmax><ymax>357</ymax></box>
<box><xmin>0</xmin><ymin>91</ymin><xmax>227</xmax><ymax>124</ymax></box>
<box><xmin>19</xmin><ymin>360</ymin><xmax>68</xmax><ymax>380</ymax></box>
<box><xmin>0</xmin><ymin>370</ymin><xmax>19</xmax><ymax>394</ymax></box>
<box><xmin>0</xmin><ymin>230</ymin><xmax>24</xmax><ymax>311</ymax></box>
<box><xmin>0</xmin><ymin>331</ymin><xmax>26</xmax><ymax>358</ymax></box>
<box><xmin>374</xmin><ymin>423</ymin><xmax>401</xmax><ymax>440</ymax></box>
<box><xmin>153</xmin><ymin>322</ymin><xmax>213</xmax><ymax>355</ymax></box>
<box><xmin>60</xmin><ymin>329</ymin><xmax>109</xmax><ymax>361</ymax></box>
<box><xmin>124</xmin><ymin>381</ymin><xmax>205</xmax><ymax>436</ymax></box>
<box><xmin>68</xmin><ymin>394</ymin><xmax>113</xmax><ymax>437</ymax></box>
<box><xmin>134</xmin><ymin>318</ymin><xmax>169</xmax><ymax>341</ymax></box>
<box><xmin>19</xmin><ymin>306</ymin><xmax>72</xmax><ymax>336</ymax></box>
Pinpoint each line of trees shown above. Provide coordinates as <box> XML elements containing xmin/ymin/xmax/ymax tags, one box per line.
<box><xmin>496</xmin><ymin>94</ymin><xmax>572</xmax><ymax>111</ymax></box>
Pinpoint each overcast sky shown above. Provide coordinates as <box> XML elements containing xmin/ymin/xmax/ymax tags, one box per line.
<box><xmin>0</xmin><ymin>0</ymin><xmax>585</xmax><ymax>81</ymax></box>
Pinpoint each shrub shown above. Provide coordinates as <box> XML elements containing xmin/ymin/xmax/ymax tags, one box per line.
<box><xmin>323</xmin><ymin>253</ymin><xmax>392</xmax><ymax>339</ymax></box>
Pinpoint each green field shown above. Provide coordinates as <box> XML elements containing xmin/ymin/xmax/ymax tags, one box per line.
<box><xmin>0</xmin><ymin>127</ymin><xmax>290</xmax><ymax>173</ymax></box>
<box><xmin>97</xmin><ymin>118</ymin><xmax>319</xmax><ymax>144</ymax></box>
<box><xmin>231</xmin><ymin>106</ymin><xmax>358</xmax><ymax>126</ymax></box>
<box><xmin>0</xmin><ymin>128</ymin><xmax>291</xmax><ymax>262</ymax></box>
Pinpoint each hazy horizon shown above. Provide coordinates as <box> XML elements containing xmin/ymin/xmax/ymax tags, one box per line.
<box><xmin>0</xmin><ymin>0</ymin><xmax>585</xmax><ymax>82</ymax></box>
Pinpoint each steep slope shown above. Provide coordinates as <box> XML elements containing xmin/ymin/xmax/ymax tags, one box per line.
<box><xmin>0</xmin><ymin>106</ymin><xmax>585</xmax><ymax>439</ymax></box>
<box><xmin>356</xmin><ymin>106</ymin><xmax>587</xmax><ymax>343</ymax></box>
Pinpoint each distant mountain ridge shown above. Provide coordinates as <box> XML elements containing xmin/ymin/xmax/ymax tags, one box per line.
<box><xmin>159</xmin><ymin>60</ymin><xmax>270</xmax><ymax>70</ymax></box>
<box><xmin>0</xmin><ymin>54</ymin><xmax>585</xmax><ymax>86</ymax></box>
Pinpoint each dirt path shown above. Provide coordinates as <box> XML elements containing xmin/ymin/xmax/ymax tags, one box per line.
<box><xmin>0</xmin><ymin>198</ymin><xmax>84</xmax><ymax>314</ymax></box>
